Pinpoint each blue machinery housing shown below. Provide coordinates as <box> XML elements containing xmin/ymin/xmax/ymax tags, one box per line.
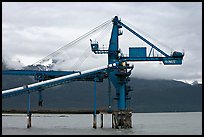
<box><xmin>2</xmin><ymin>16</ymin><xmax>184</xmax><ymax>129</ymax></box>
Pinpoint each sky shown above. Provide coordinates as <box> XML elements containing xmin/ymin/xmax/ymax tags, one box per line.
<box><xmin>2</xmin><ymin>2</ymin><xmax>202</xmax><ymax>84</ymax></box>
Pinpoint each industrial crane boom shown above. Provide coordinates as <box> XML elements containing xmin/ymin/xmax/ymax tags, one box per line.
<box><xmin>2</xmin><ymin>64</ymin><xmax>116</xmax><ymax>98</ymax></box>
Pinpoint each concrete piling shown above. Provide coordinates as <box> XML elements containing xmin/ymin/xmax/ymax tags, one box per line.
<box><xmin>112</xmin><ymin>111</ymin><xmax>132</xmax><ymax>129</ymax></box>
<box><xmin>27</xmin><ymin>91</ymin><xmax>32</xmax><ymax>128</ymax></box>
<box><xmin>93</xmin><ymin>114</ymin><xmax>97</xmax><ymax>129</ymax></box>
<box><xmin>101</xmin><ymin>113</ymin><xmax>103</xmax><ymax>128</ymax></box>
<box><xmin>27</xmin><ymin>112</ymin><xmax>32</xmax><ymax>128</ymax></box>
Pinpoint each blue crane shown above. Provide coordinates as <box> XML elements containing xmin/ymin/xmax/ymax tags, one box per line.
<box><xmin>2</xmin><ymin>16</ymin><xmax>184</xmax><ymax>129</ymax></box>
<box><xmin>90</xmin><ymin>16</ymin><xmax>184</xmax><ymax>109</ymax></box>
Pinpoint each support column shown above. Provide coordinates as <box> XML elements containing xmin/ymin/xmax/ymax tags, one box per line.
<box><xmin>93</xmin><ymin>78</ymin><xmax>97</xmax><ymax>129</ymax></box>
<box><xmin>112</xmin><ymin>113</ymin><xmax>114</xmax><ymax>128</ymax></box>
<box><xmin>119</xmin><ymin>84</ymin><xmax>126</xmax><ymax>110</ymax></box>
<box><xmin>93</xmin><ymin>114</ymin><xmax>97</xmax><ymax>129</ymax></box>
<box><xmin>101</xmin><ymin>113</ymin><xmax>103</xmax><ymax>128</ymax></box>
<box><xmin>108</xmin><ymin>77</ymin><xmax>112</xmax><ymax>113</ymax></box>
<box><xmin>27</xmin><ymin>91</ymin><xmax>32</xmax><ymax>128</ymax></box>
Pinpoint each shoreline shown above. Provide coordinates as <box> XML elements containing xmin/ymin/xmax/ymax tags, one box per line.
<box><xmin>2</xmin><ymin>109</ymin><xmax>201</xmax><ymax>114</ymax></box>
<box><xmin>2</xmin><ymin>109</ymin><xmax>103</xmax><ymax>114</ymax></box>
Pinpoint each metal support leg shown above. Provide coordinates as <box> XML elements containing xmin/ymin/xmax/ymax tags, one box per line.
<box><xmin>27</xmin><ymin>91</ymin><xmax>31</xmax><ymax>128</ymax></box>
<box><xmin>108</xmin><ymin>77</ymin><xmax>112</xmax><ymax>113</ymax></box>
<box><xmin>119</xmin><ymin>84</ymin><xmax>126</xmax><ymax>110</ymax></box>
<box><xmin>38</xmin><ymin>90</ymin><xmax>43</xmax><ymax>107</ymax></box>
<box><xmin>93</xmin><ymin>78</ymin><xmax>97</xmax><ymax>129</ymax></box>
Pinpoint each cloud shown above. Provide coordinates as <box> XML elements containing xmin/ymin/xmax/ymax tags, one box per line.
<box><xmin>2</xmin><ymin>2</ymin><xmax>202</xmax><ymax>83</ymax></box>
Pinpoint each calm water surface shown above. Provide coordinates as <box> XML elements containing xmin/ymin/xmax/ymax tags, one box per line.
<box><xmin>2</xmin><ymin>112</ymin><xmax>202</xmax><ymax>135</ymax></box>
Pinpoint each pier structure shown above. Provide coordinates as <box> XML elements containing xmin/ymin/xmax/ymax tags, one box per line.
<box><xmin>91</xmin><ymin>110</ymin><xmax>132</xmax><ymax>129</ymax></box>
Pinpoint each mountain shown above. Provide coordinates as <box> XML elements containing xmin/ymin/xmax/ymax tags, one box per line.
<box><xmin>191</xmin><ymin>80</ymin><xmax>199</xmax><ymax>85</ymax></box>
<box><xmin>2</xmin><ymin>62</ymin><xmax>202</xmax><ymax>113</ymax></box>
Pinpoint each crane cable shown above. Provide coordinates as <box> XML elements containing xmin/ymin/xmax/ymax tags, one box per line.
<box><xmin>70</xmin><ymin>22</ymin><xmax>112</xmax><ymax>70</ymax></box>
<box><xmin>95</xmin><ymin>21</ymin><xmax>112</xmax><ymax>41</ymax></box>
<box><xmin>70</xmin><ymin>46</ymin><xmax>91</xmax><ymax>70</ymax></box>
<box><xmin>122</xmin><ymin>19</ymin><xmax>174</xmax><ymax>52</ymax></box>
<box><xmin>32</xmin><ymin>19</ymin><xmax>112</xmax><ymax>66</ymax></box>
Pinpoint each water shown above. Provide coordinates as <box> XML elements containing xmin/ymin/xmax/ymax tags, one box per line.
<box><xmin>2</xmin><ymin>112</ymin><xmax>202</xmax><ymax>135</ymax></box>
